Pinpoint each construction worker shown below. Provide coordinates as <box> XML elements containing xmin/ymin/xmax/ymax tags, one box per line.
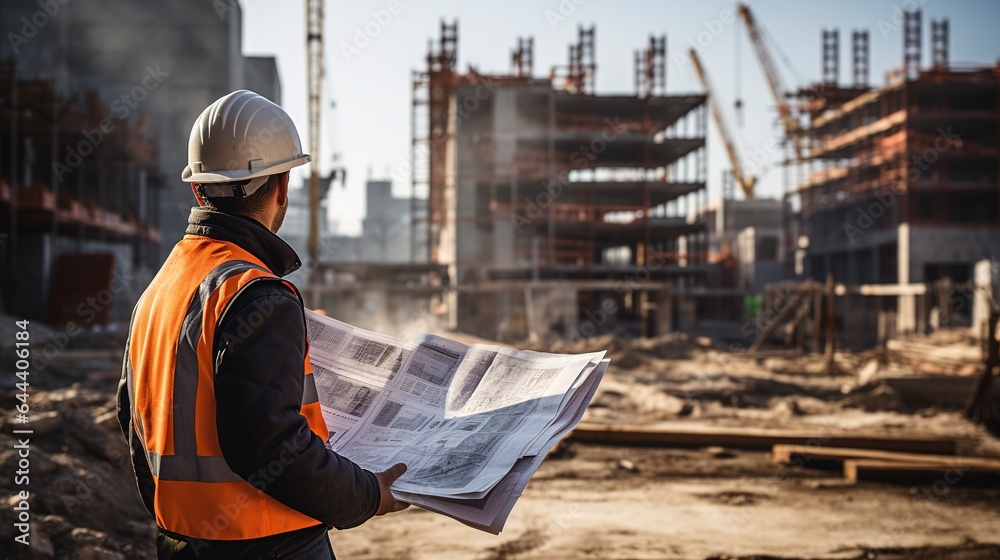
<box><xmin>116</xmin><ymin>90</ymin><xmax>409</xmax><ymax>559</ymax></box>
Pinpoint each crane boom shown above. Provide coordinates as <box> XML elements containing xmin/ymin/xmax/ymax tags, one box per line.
<box><xmin>737</xmin><ymin>3</ymin><xmax>803</xmax><ymax>159</ymax></box>
<box><xmin>306</xmin><ymin>0</ymin><xmax>323</xmax><ymax>261</ymax></box>
<box><xmin>688</xmin><ymin>48</ymin><xmax>756</xmax><ymax>198</ymax></box>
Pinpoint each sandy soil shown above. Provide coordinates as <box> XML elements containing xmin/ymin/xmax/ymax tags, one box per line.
<box><xmin>1</xmin><ymin>320</ymin><xmax>998</xmax><ymax>559</ymax></box>
<box><xmin>331</xmin><ymin>330</ymin><xmax>1000</xmax><ymax>559</ymax></box>
<box><xmin>333</xmin><ymin>443</ymin><xmax>1000</xmax><ymax>559</ymax></box>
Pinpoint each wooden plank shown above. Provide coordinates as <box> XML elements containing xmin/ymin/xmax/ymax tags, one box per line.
<box><xmin>844</xmin><ymin>459</ymin><xmax>1000</xmax><ymax>486</ymax></box>
<box><xmin>772</xmin><ymin>445</ymin><xmax>1000</xmax><ymax>470</ymax></box>
<box><xmin>749</xmin><ymin>292</ymin><xmax>804</xmax><ymax>352</ymax></box>
<box><xmin>824</xmin><ymin>274</ymin><xmax>836</xmax><ymax>364</ymax></box>
<box><xmin>783</xmin><ymin>292</ymin><xmax>813</xmax><ymax>346</ymax></box>
<box><xmin>568</xmin><ymin>423</ymin><xmax>958</xmax><ymax>454</ymax></box>
<box><xmin>856</xmin><ymin>283</ymin><xmax>928</xmax><ymax>296</ymax></box>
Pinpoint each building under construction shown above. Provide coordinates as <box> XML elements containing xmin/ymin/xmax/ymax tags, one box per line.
<box><xmin>411</xmin><ymin>23</ymin><xmax>708</xmax><ymax>341</ymax></box>
<box><xmin>786</xmin><ymin>11</ymin><xmax>1000</xmax><ymax>332</ymax></box>
<box><xmin>0</xmin><ymin>0</ymin><xmax>282</xmax><ymax>324</ymax></box>
<box><xmin>0</xmin><ymin>61</ymin><xmax>162</xmax><ymax>323</ymax></box>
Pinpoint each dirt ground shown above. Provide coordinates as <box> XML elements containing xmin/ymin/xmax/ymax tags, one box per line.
<box><xmin>2</xmin><ymin>319</ymin><xmax>999</xmax><ymax>559</ymax></box>
<box><xmin>331</xmin><ymin>329</ymin><xmax>1000</xmax><ymax>559</ymax></box>
<box><xmin>334</xmin><ymin>444</ymin><xmax>1000</xmax><ymax>560</ymax></box>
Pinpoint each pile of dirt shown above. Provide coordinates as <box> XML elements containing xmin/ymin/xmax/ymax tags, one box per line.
<box><xmin>539</xmin><ymin>327</ymin><xmax>1000</xmax><ymax>458</ymax></box>
<box><xmin>0</xmin><ymin>317</ymin><xmax>154</xmax><ymax>559</ymax></box>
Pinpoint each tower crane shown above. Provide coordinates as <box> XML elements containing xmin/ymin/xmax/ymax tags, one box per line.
<box><xmin>306</xmin><ymin>0</ymin><xmax>323</xmax><ymax>261</ymax></box>
<box><xmin>688</xmin><ymin>48</ymin><xmax>756</xmax><ymax>199</ymax></box>
<box><xmin>736</xmin><ymin>3</ymin><xmax>804</xmax><ymax>160</ymax></box>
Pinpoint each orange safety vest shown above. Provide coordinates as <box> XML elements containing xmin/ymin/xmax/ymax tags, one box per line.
<box><xmin>124</xmin><ymin>234</ymin><xmax>328</xmax><ymax>540</ymax></box>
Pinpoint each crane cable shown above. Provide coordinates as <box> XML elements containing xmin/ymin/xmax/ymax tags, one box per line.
<box><xmin>734</xmin><ymin>0</ymin><xmax>743</xmax><ymax>127</ymax></box>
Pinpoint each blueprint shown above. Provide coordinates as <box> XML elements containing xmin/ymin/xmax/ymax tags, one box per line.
<box><xmin>304</xmin><ymin>309</ymin><xmax>609</xmax><ymax>532</ymax></box>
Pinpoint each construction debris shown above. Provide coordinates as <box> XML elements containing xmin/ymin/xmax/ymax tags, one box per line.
<box><xmin>0</xmin><ymin>318</ymin><xmax>153</xmax><ymax>559</ymax></box>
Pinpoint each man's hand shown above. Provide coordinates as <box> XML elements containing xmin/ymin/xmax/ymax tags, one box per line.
<box><xmin>374</xmin><ymin>463</ymin><xmax>410</xmax><ymax>516</ymax></box>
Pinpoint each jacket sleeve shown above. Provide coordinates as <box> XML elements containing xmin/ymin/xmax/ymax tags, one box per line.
<box><xmin>213</xmin><ymin>280</ymin><xmax>381</xmax><ymax>529</ymax></box>
<box><xmin>116</xmin><ymin>346</ymin><xmax>156</xmax><ymax>519</ymax></box>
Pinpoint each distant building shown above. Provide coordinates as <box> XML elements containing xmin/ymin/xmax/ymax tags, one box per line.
<box><xmin>785</xmin><ymin>15</ymin><xmax>1000</xmax><ymax>332</ymax></box>
<box><xmin>280</xmin><ymin>175</ymin><xmax>333</xmax><ymax>263</ymax></box>
<box><xmin>362</xmin><ymin>180</ymin><xmax>425</xmax><ymax>262</ymax></box>
<box><xmin>243</xmin><ymin>56</ymin><xmax>282</xmax><ymax>104</ymax></box>
<box><xmin>303</xmin><ymin>179</ymin><xmax>426</xmax><ymax>265</ymax></box>
<box><xmin>302</xmin><ymin>180</ymin><xmax>438</xmax><ymax>336</ymax></box>
<box><xmin>0</xmin><ymin>68</ymin><xmax>161</xmax><ymax>322</ymax></box>
<box><xmin>416</xmin><ymin>24</ymin><xmax>708</xmax><ymax>341</ymax></box>
<box><xmin>0</xmin><ymin>0</ymin><xmax>286</xmax><ymax>321</ymax></box>
<box><xmin>700</xmin><ymin>198</ymin><xmax>785</xmax><ymax>290</ymax></box>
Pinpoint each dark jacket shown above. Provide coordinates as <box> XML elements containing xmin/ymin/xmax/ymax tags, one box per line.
<box><xmin>117</xmin><ymin>207</ymin><xmax>380</xmax><ymax>559</ymax></box>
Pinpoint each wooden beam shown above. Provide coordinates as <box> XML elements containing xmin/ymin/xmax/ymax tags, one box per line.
<box><xmin>856</xmin><ymin>283</ymin><xmax>928</xmax><ymax>296</ymax></box>
<box><xmin>812</xmin><ymin>284</ymin><xmax>823</xmax><ymax>353</ymax></box>
<box><xmin>772</xmin><ymin>445</ymin><xmax>1000</xmax><ymax>469</ymax></box>
<box><xmin>783</xmin><ymin>292</ymin><xmax>813</xmax><ymax>346</ymax></box>
<box><xmin>824</xmin><ymin>274</ymin><xmax>836</xmax><ymax>366</ymax></box>
<box><xmin>749</xmin><ymin>292</ymin><xmax>804</xmax><ymax>352</ymax></box>
<box><xmin>844</xmin><ymin>459</ymin><xmax>1000</xmax><ymax>486</ymax></box>
<box><xmin>569</xmin><ymin>423</ymin><xmax>958</xmax><ymax>454</ymax></box>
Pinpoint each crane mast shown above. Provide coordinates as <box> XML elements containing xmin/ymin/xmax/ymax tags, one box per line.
<box><xmin>306</xmin><ymin>0</ymin><xmax>323</xmax><ymax>262</ymax></box>
<box><xmin>688</xmin><ymin>48</ymin><xmax>756</xmax><ymax>198</ymax></box>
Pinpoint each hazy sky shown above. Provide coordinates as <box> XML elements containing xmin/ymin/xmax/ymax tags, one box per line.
<box><xmin>240</xmin><ymin>0</ymin><xmax>1000</xmax><ymax>235</ymax></box>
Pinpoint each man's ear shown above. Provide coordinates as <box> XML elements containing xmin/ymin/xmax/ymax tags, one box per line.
<box><xmin>191</xmin><ymin>183</ymin><xmax>206</xmax><ymax>206</ymax></box>
<box><xmin>275</xmin><ymin>172</ymin><xmax>290</xmax><ymax>206</ymax></box>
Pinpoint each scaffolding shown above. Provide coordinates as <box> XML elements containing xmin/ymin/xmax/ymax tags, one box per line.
<box><xmin>635</xmin><ymin>35</ymin><xmax>666</xmax><ymax>99</ymax></box>
<box><xmin>785</xmin><ymin>10</ymin><xmax>1000</xmax><ymax>293</ymax></box>
<box><xmin>409</xmin><ymin>22</ymin><xmax>709</xmax><ymax>340</ymax></box>
<box><xmin>511</xmin><ymin>36</ymin><xmax>533</xmax><ymax>78</ymax></box>
<box><xmin>0</xmin><ymin>59</ymin><xmax>162</xmax><ymax>320</ymax></box>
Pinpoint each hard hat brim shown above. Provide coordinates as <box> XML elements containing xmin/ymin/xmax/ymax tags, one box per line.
<box><xmin>181</xmin><ymin>153</ymin><xmax>312</xmax><ymax>183</ymax></box>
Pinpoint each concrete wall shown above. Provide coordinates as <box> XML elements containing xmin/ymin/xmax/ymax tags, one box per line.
<box><xmin>701</xmin><ymin>198</ymin><xmax>785</xmax><ymax>287</ymax></box>
<box><xmin>897</xmin><ymin>224</ymin><xmax>1000</xmax><ymax>332</ymax></box>
<box><xmin>11</xmin><ymin>233</ymin><xmax>138</xmax><ymax>324</ymax></box>
<box><xmin>715</xmin><ymin>198</ymin><xmax>783</xmax><ymax>234</ymax></box>
<box><xmin>901</xmin><ymin>225</ymin><xmax>1000</xmax><ymax>284</ymax></box>
<box><xmin>736</xmin><ymin>226</ymin><xmax>784</xmax><ymax>289</ymax></box>
<box><xmin>361</xmin><ymin>180</ymin><xmax>415</xmax><ymax>262</ymax></box>
<box><xmin>244</xmin><ymin>56</ymin><xmax>281</xmax><ymax>104</ymax></box>
<box><xmin>449</xmin><ymin>81</ymin><xmax>559</xmax><ymax>336</ymax></box>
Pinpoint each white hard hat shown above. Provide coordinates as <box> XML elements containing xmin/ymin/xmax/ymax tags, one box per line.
<box><xmin>182</xmin><ymin>90</ymin><xmax>310</xmax><ymax>198</ymax></box>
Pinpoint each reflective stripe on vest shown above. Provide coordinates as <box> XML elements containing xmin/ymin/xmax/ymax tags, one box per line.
<box><xmin>126</xmin><ymin>235</ymin><xmax>329</xmax><ymax>539</ymax></box>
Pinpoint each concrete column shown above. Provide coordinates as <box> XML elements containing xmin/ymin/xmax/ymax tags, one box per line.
<box><xmin>972</xmin><ymin>258</ymin><xmax>999</xmax><ymax>335</ymax></box>
<box><xmin>871</xmin><ymin>245</ymin><xmax>880</xmax><ymax>284</ymax></box>
<box><xmin>447</xmin><ymin>264</ymin><xmax>459</xmax><ymax>330</ymax></box>
<box><xmin>847</xmin><ymin>247</ymin><xmax>858</xmax><ymax>285</ymax></box>
<box><xmin>657</xmin><ymin>288</ymin><xmax>673</xmax><ymax>334</ymax></box>
<box><xmin>897</xmin><ymin>224</ymin><xmax>916</xmax><ymax>333</ymax></box>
